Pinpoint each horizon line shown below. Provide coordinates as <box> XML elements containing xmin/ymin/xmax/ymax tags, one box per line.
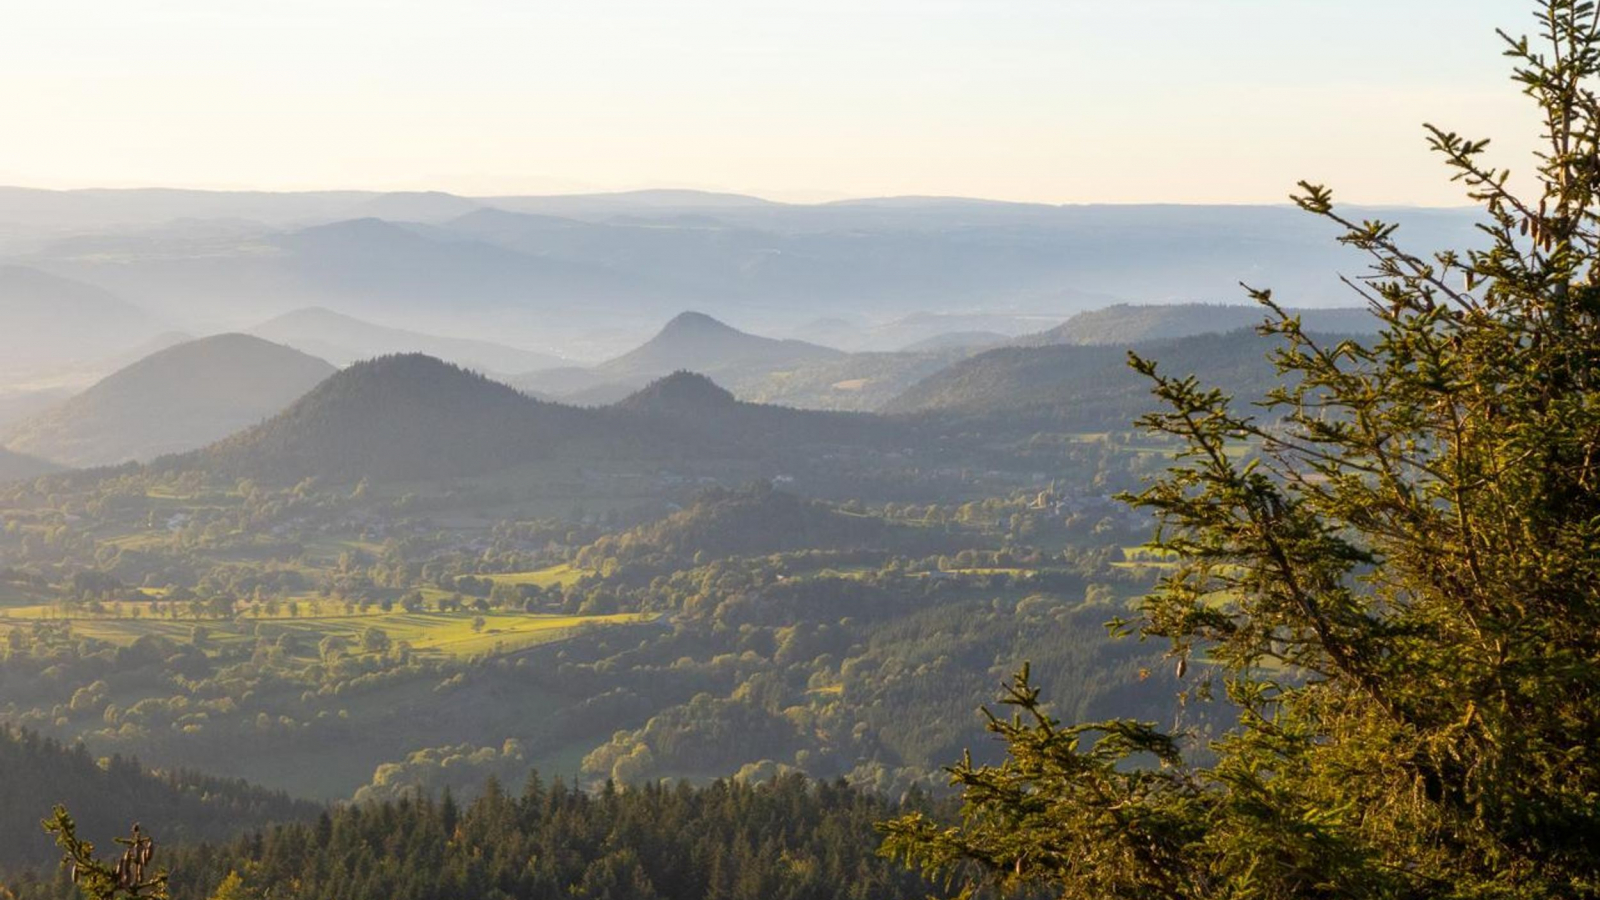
<box><xmin>0</xmin><ymin>183</ymin><xmax>1481</xmax><ymax>212</ymax></box>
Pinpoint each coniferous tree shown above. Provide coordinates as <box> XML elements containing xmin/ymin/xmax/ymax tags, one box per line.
<box><xmin>886</xmin><ymin>2</ymin><xmax>1600</xmax><ymax>897</ymax></box>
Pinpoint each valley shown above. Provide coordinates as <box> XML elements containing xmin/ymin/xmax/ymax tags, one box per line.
<box><xmin>0</xmin><ymin>236</ymin><xmax>1331</xmax><ymax>894</ymax></box>
<box><xmin>3</xmin><ymin>1</ymin><xmax>1592</xmax><ymax>895</ymax></box>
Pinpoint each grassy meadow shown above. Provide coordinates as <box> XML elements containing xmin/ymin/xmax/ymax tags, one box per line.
<box><xmin>0</xmin><ymin>605</ymin><xmax>652</xmax><ymax>659</ymax></box>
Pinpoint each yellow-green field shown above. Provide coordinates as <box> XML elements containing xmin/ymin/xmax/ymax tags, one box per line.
<box><xmin>481</xmin><ymin>564</ymin><xmax>587</xmax><ymax>589</ymax></box>
<box><xmin>0</xmin><ymin>608</ymin><xmax>653</xmax><ymax>658</ymax></box>
<box><xmin>1112</xmin><ymin>546</ymin><xmax>1180</xmax><ymax>571</ymax></box>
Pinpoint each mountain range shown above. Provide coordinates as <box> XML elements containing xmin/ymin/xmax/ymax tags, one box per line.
<box><xmin>0</xmin><ymin>299</ymin><xmax>1393</xmax><ymax>478</ymax></box>
<box><xmin>184</xmin><ymin>357</ymin><xmax>898</xmax><ymax>484</ymax></box>
<box><xmin>0</xmin><ymin>265</ymin><xmax>163</xmax><ymax>376</ymax></box>
<box><xmin>0</xmin><ymin>291</ymin><xmax>1395</xmax><ymax>479</ymax></box>
<box><xmin>2</xmin><ymin>186</ymin><xmax>1481</xmax><ymax>357</ymax></box>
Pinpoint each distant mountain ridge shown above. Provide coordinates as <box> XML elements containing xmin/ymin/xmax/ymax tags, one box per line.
<box><xmin>1018</xmin><ymin>302</ymin><xmax>1378</xmax><ymax>346</ymax></box>
<box><xmin>517</xmin><ymin>312</ymin><xmax>844</xmax><ymax>403</ymax></box>
<box><xmin>24</xmin><ymin>215</ymin><xmax>693</xmax><ymax>334</ymax></box>
<box><xmin>3</xmin><ymin>187</ymin><xmax>1484</xmax><ymax>351</ymax></box>
<box><xmin>0</xmin><ymin>186</ymin><xmax>771</xmax><ymax>231</ymax></box>
<box><xmin>603</xmin><ymin>311</ymin><xmax>842</xmax><ymax>375</ymax></box>
<box><xmin>0</xmin><ymin>265</ymin><xmax>162</xmax><ymax>373</ymax></box>
<box><xmin>249</xmin><ymin>307</ymin><xmax>567</xmax><ymax>374</ymax></box>
<box><xmin>4</xmin><ymin>334</ymin><xmax>336</xmax><ymax>467</ymax></box>
<box><xmin>884</xmin><ymin>328</ymin><xmax>1356</xmax><ymax>427</ymax></box>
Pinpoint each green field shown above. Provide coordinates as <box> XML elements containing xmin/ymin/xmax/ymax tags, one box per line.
<box><xmin>0</xmin><ymin>608</ymin><xmax>652</xmax><ymax>658</ymax></box>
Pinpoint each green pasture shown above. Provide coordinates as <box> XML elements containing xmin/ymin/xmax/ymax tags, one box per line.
<box><xmin>481</xmin><ymin>564</ymin><xmax>587</xmax><ymax>589</ymax></box>
<box><xmin>0</xmin><ymin>607</ymin><xmax>651</xmax><ymax>658</ymax></box>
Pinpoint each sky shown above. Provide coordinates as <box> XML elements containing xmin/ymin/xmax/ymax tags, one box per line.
<box><xmin>0</xmin><ymin>0</ymin><xmax>1544</xmax><ymax>205</ymax></box>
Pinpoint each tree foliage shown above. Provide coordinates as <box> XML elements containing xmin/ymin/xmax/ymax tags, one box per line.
<box><xmin>885</xmin><ymin>2</ymin><xmax>1600</xmax><ymax>896</ymax></box>
<box><xmin>42</xmin><ymin>808</ymin><xmax>166</xmax><ymax>900</ymax></box>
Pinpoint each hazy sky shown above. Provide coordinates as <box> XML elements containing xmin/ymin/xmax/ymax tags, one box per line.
<box><xmin>1</xmin><ymin>0</ymin><xmax>1542</xmax><ymax>204</ymax></box>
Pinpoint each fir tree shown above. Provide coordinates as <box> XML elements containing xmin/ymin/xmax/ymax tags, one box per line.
<box><xmin>885</xmin><ymin>1</ymin><xmax>1600</xmax><ymax>896</ymax></box>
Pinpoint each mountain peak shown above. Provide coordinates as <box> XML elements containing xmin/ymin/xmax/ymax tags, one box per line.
<box><xmin>517</xmin><ymin>312</ymin><xmax>845</xmax><ymax>402</ymax></box>
<box><xmin>329</xmin><ymin>352</ymin><xmax>490</xmax><ymax>388</ymax></box>
<box><xmin>196</xmin><ymin>353</ymin><xmax>579</xmax><ymax>482</ymax></box>
<box><xmin>658</xmin><ymin>311</ymin><xmax>737</xmax><ymax>337</ymax></box>
<box><xmin>617</xmin><ymin>371</ymin><xmax>738</xmax><ymax>413</ymax></box>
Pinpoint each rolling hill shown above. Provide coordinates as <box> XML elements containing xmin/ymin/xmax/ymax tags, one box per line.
<box><xmin>611</xmin><ymin>367</ymin><xmax>741</xmax><ymax>414</ymax></box>
<box><xmin>578</xmin><ymin>482</ymin><xmax>891</xmax><ymax>566</ymax></box>
<box><xmin>883</xmin><ymin>328</ymin><xmax>1337</xmax><ymax>428</ymax></box>
<box><xmin>1017</xmin><ymin>302</ymin><xmax>1378</xmax><ymax>346</ymax></box>
<box><xmin>0</xmin><ymin>265</ymin><xmax>162</xmax><ymax>374</ymax></box>
<box><xmin>0</xmin><ymin>726</ymin><xmax>318</xmax><ymax>867</ymax></box>
<box><xmin>606</xmin><ymin>371</ymin><xmax>900</xmax><ymax>454</ymax></box>
<box><xmin>3</xmin><ymin>334</ymin><xmax>337</xmax><ymax>467</ymax></box>
<box><xmin>190</xmin><ymin>361</ymin><xmax>904</xmax><ymax>484</ymax></box>
<box><xmin>517</xmin><ymin>312</ymin><xmax>844</xmax><ymax>402</ymax></box>
<box><xmin>249</xmin><ymin>306</ymin><xmax>567</xmax><ymax>374</ymax></box>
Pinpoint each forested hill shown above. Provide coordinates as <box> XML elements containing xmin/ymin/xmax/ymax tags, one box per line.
<box><xmin>0</xmin><ymin>727</ymin><xmax>319</xmax><ymax>868</ymax></box>
<box><xmin>186</xmin><ymin>361</ymin><xmax>906</xmax><ymax>483</ymax></box>
<box><xmin>611</xmin><ymin>369</ymin><xmax>741</xmax><ymax>414</ymax></box>
<box><xmin>605</xmin><ymin>371</ymin><xmax>901</xmax><ymax>453</ymax></box>
<box><xmin>1015</xmin><ymin>301</ymin><xmax>1379</xmax><ymax>346</ymax></box>
<box><xmin>883</xmin><ymin>327</ymin><xmax>1333</xmax><ymax>425</ymax></box>
<box><xmin>6</xmin><ymin>775</ymin><xmax>939</xmax><ymax>900</ymax></box>
<box><xmin>3</xmin><ymin>334</ymin><xmax>336</xmax><ymax>468</ymax></box>
<box><xmin>190</xmin><ymin>354</ymin><xmax>618</xmax><ymax>482</ymax></box>
<box><xmin>576</xmin><ymin>482</ymin><xmax>891</xmax><ymax>568</ymax></box>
